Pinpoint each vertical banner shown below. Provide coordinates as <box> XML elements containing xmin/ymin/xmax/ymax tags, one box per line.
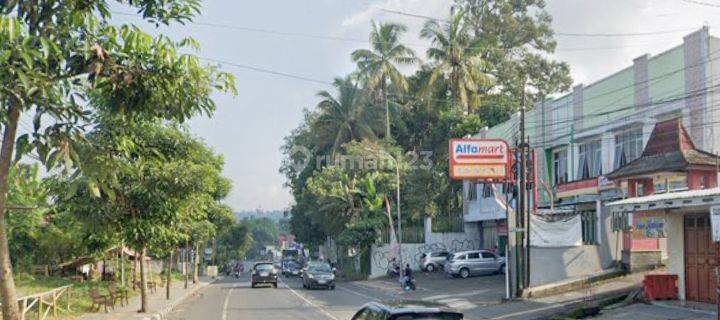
<box><xmin>711</xmin><ymin>206</ymin><xmax>720</xmax><ymax>242</ymax></box>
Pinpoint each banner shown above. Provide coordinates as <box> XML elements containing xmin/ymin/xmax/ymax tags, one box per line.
<box><xmin>712</xmin><ymin>206</ymin><xmax>720</xmax><ymax>242</ymax></box>
<box><xmin>530</xmin><ymin>214</ymin><xmax>582</xmax><ymax>247</ymax></box>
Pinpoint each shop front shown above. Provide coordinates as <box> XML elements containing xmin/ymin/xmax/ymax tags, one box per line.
<box><xmin>607</xmin><ymin>118</ymin><xmax>720</xmax><ymax>302</ymax></box>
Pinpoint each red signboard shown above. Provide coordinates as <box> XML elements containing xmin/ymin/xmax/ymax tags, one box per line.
<box><xmin>449</xmin><ymin>139</ymin><xmax>512</xmax><ymax>181</ymax></box>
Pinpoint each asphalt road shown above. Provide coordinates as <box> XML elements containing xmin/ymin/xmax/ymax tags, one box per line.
<box><xmin>166</xmin><ymin>267</ymin><xmax>510</xmax><ymax>320</ymax></box>
<box><xmin>166</xmin><ymin>272</ymin><xmax>395</xmax><ymax>320</ymax></box>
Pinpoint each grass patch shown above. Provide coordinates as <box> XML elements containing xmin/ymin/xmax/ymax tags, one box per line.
<box><xmin>15</xmin><ymin>273</ymin><xmax>138</xmax><ymax>319</ymax></box>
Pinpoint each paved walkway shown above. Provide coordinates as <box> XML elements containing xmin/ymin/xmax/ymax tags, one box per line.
<box><xmin>79</xmin><ymin>277</ymin><xmax>214</xmax><ymax>320</ymax></box>
<box><xmin>591</xmin><ymin>302</ymin><xmax>715</xmax><ymax>319</ymax></box>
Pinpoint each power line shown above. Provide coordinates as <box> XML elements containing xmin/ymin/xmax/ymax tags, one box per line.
<box><xmin>681</xmin><ymin>0</ymin><xmax>720</xmax><ymax>8</ymax></box>
<box><xmin>200</xmin><ymin>57</ymin><xmax>333</xmax><ymax>86</ymax></box>
<box><xmin>111</xmin><ymin>10</ymin><xmax>690</xmax><ymax>53</ymax></box>
<box><xmin>379</xmin><ymin>8</ymin><xmax>698</xmax><ymax>37</ymax></box>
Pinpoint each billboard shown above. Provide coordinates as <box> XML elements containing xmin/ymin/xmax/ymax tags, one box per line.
<box><xmin>449</xmin><ymin>138</ymin><xmax>511</xmax><ymax>181</ymax></box>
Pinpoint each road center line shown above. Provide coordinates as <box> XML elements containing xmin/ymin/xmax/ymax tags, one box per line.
<box><xmin>279</xmin><ymin>278</ymin><xmax>339</xmax><ymax>320</ymax></box>
<box><xmin>221</xmin><ymin>282</ymin><xmax>235</xmax><ymax>320</ymax></box>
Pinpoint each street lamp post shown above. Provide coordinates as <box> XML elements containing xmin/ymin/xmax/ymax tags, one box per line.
<box><xmin>395</xmin><ymin>157</ymin><xmax>402</xmax><ymax>279</ymax></box>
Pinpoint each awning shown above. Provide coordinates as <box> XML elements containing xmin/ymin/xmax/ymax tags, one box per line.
<box><xmin>606</xmin><ymin>187</ymin><xmax>720</xmax><ymax>212</ymax></box>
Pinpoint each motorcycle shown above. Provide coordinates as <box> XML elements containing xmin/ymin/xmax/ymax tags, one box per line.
<box><xmin>386</xmin><ymin>261</ymin><xmax>401</xmax><ymax>278</ymax></box>
<box><xmin>401</xmin><ymin>276</ymin><xmax>416</xmax><ymax>292</ymax></box>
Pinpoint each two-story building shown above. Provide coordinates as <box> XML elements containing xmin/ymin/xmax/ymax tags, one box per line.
<box><xmin>607</xmin><ymin>118</ymin><xmax>720</xmax><ymax>304</ymax></box>
<box><xmin>464</xmin><ymin>26</ymin><xmax>720</xmax><ymax>287</ymax></box>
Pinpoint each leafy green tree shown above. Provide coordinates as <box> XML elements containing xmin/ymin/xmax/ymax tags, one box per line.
<box><xmin>217</xmin><ymin>222</ymin><xmax>253</xmax><ymax>262</ymax></box>
<box><xmin>0</xmin><ymin>1</ymin><xmax>234</xmax><ymax>317</ymax></box>
<box><xmin>351</xmin><ymin>22</ymin><xmax>416</xmax><ymax>140</ymax></box>
<box><xmin>452</xmin><ymin>0</ymin><xmax>572</xmax><ymax>104</ymax></box>
<box><xmin>313</xmin><ymin>76</ymin><xmax>381</xmax><ymax>155</ymax></box>
<box><xmin>63</xmin><ymin>121</ymin><xmax>226</xmax><ymax>312</ymax></box>
<box><xmin>241</xmin><ymin>218</ymin><xmax>279</xmax><ymax>259</ymax></box>
<box><xmin>420</xmin><ymin>10</ymin><xmax>490</xmax><ymax>114</ymax></box>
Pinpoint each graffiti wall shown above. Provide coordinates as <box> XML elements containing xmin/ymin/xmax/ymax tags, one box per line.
<box><xmin>368</xmin><ymin>218</ymin><xmax>482</xmax><ymax>278</ymax></box>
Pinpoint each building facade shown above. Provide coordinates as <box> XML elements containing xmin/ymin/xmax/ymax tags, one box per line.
<box><xmin>607</xmin><ymin>118</ymin><xmax>720</xmax><ymax>303</ymax></box>
<box><xmin>463</xmin><ymin>27</ymin><xmax>720</xmax><ymax>287</ymax></box>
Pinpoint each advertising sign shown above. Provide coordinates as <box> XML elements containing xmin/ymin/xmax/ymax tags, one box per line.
<box><xmin>632</xmin><ymin>215</ymin><xmax>667</xmax><ymax>239</ymax></box>
<box><xmin>449</xmin><ymin>139</ymin><xmax>511</xmax><ymax>180</ymax></box>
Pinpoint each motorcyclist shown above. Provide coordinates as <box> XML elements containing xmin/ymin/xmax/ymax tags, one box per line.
<box><xmin>401</xmin><ymin>264</ymin><xmax>415</xmax><ymax>291</ymax></box>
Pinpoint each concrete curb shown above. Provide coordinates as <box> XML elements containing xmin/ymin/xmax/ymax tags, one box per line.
<box><xmin>521</xmin><ymin>269</ymin><xmax>626</xmax><ymax>299</ymax></box>
<box><xmin>144</xmin><ymin>277</ymin><xmax>220</xmax><ymax>320</ymax></box>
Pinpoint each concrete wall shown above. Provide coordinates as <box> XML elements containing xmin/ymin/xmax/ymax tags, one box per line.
<box><xmin>424</xmin><ymin>218</ymin><xmax>481</xmax><ymax>252</ymax></box>
<box><xmin>530</xmin><ymin>201</ymin><xmax>621</xmax><ymax>286</ymax></box>
<box><xmin>666</xmin><ymin>212</ymin><xmax>685</xmax><ymax>300</ymax></box>
<box><xmin>369</xmin><ymin>243</ymin><xmax>425</xmax><ymax>279</ymax></box>
<box><xmin>369</xmin><ymin>217</ymin><xmax>482</xmax><ymax>279</ymax></box>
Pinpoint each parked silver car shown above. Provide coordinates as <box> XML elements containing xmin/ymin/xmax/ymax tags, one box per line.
<box><xmin>419</xmin><ymin>251</ymin><xmax>450</xmax><ymax>272</ymax></box>
<box><xmin>444</xmin><ymin>250</ymin><xmax>505</xmax><ymax>278</ymax></box>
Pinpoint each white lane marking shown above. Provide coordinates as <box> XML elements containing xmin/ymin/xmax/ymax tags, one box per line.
<box><xmin>336</xmin><ymin>284</ymin><xmax>380</xmax><ymax>301</ymax></box>
<box><xmin>221</xmin><ymin>282</ymin><xmax>236</xmax><ymax>320</ymax></box>
<box><xmin>279</xmin><ymin>278</ymin><xmax>339</xmax><ymax>320</ymax></box>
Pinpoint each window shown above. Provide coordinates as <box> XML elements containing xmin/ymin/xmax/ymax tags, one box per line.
<box><xmin>577</xmin><ymin>140</ymin><xmax>602</xmax><ymax>180</ymax></box>
<box><xmin>614</xmin><ymin>128</ymin><xmax>643</xmax><ymax>169</ymax></box>
<box><xmin>581</xmin><ymin>211</ymin><xmax>598</xmax><ymax>245</ymax></box>
<box><xmin>466</xmin><ymin>182</ymin><xmax>477</xmax><ymax>201</ymax></box>
<box><xmin>553</xmin><ymin>149</ymin><xmax>568</xmax><ymax>186</ymax></box>
<box><xmin>612</xmin><ymin>212</ymin><xmax>629</xmax><ymax>232</ymax></box>
<box><xmin>481</xmin><ymin>252</ymin><xmax>496</xmax><ymax>259</ymax></box>
<box><xmin>482</xmin><ymin>185</ymin><xmax>494</xmax><ymax>198</ymax></box>
<box><xmin>467</xmin><ymin>252</ymin><xmax>480</xmax><ymax>260</ymax></box>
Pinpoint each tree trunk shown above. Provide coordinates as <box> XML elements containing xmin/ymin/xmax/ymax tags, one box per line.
<box><xmin>0</xmin><ymin>103</ymin><xmax>22</xmax><ymax>320</ymax></box>
<box><xmin>138</xmin><ymin>246</ymin><xmax>148</xmax><ymax>313</ymax></box>
<box><xmin>193</xmin><ymin>242</ymin><xmax>200</xmax><ymax>284</ymax></box>
<box><xmin>166</xmin><ymin>252</ymin><xmax>172</xmax><ymax>300</ymax></box>
<box><xmin>184</xmin><ymin>239</ymin><xmax>189</xmax><ymax>289</ymax></box>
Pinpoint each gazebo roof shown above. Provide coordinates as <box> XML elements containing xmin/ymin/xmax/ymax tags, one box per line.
<box><xmin>607</xmin><ymin>118</ymin><xmax>718</xmax><ymax>180</ymax></box>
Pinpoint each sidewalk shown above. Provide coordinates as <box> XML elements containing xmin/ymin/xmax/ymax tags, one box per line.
<box><xmin>78</xmin><ymin>277</ymin><xmax>214</xmax><ymax>320</ymax></box>
<box><xmin>591</xmin><ymin>301</ymin><xmax>715</xmax><ymax>319</ymax></box>
<box><xmin>460</xmin><ymin>270</ymin><xmax>646</xmax><ymax>320</ymax></box>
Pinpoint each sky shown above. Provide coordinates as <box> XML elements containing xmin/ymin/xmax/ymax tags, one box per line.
<box><xmin>107</xmin><ymin>0</ymin><xmax>720</xmax><ymax>211</ymax></box>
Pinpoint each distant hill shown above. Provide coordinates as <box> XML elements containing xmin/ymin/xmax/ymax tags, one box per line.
<box><xmin>235</xmin><ymin>209</ymin><xmax>285</xmax><ymax>222</ymax></box>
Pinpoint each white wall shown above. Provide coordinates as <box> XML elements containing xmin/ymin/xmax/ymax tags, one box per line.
<box><xmin>666</xmin><ymin>212</ymin><xmax>685</xmax><ymax>300</ymax></box>
<box><xmin>369</xmin><ymin>217</ymin><xmax>482</xmax><ymax>279</ymax></box>
<box><xmin>424</xmin><ymin>218</ymin><xmax>481</xmax><ymax>251</ymax></box>
<box><xmin>369</xmin><ymin>243</ymin><xmax>426</xmax><ymax>279</ymax></box>
<box><xmin>530</xmin><ymin>202</ymin><xmax>620</xmax><ymax>287</ymax></box>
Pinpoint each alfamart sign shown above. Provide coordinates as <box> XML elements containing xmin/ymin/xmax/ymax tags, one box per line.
<box><xmin>449</xmin><ymin>138</ymin><xmax>511</xmax><ymax>181</ymax></box>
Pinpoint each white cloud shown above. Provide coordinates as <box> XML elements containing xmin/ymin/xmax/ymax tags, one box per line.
<box><xmin>341</xmin><ymin>0</ymin><xmax>449</xmax><ymax>28</ymax></box>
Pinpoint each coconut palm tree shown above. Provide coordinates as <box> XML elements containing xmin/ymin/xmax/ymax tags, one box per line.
<box><xmin>420</xmin><ymin>10</ymin><xmax>491</xmax><ymax>114</ymax></box>
<box><xmin>351</xmin><ymin>21</ymin><xmax>416</xmax><ymax>140</ymax></box>
<box><xmin>313</xmin><ymin>76</ymin><xmax>381</xmax><ymax>155</ymax></box>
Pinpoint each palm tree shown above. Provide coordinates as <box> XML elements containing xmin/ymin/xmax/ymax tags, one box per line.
<box><xmin>313</xmin><ymin>76</ymin><xmax>381</xmax><ymax>155</ymax></box>
<box><xmin>351</xmin><ymin>21</ymin><xmax>416</xmax><ymax>140</ymax></box>
<box><xmin>420</xmin><ymin>10</ymin><xmax>491</xmax><ymax>114</ymax></box>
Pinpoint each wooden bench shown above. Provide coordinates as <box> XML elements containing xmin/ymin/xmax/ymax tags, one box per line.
<box><xmin>30</xmin><ymin>265</ymin><xmax>49</xmax><ymax>277</ymax></box>
<box><xmin>89</xmin><ymin>288</ymin><xmax>113</xmax><ymax>313</ymax></box>
<box><xmin>108</xmin><ymin>283</ymin><xmax>129</xmax><ymax>307</ymax></box>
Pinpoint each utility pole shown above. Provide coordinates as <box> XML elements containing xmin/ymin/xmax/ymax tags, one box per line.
<box><xmin>518</xmin><ymin>83</ymin><xmax>529</xmax><ymax>292</ymax></box>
